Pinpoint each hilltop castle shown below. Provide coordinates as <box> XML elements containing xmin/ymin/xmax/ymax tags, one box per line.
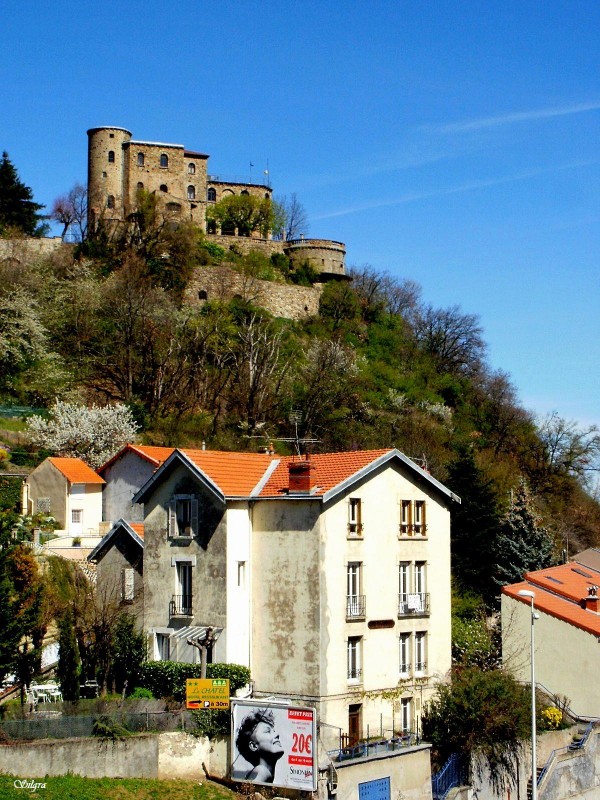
<box><xmin>86</xmin><ymin>126</ymin><xmax>347</xmax><ymax>281</ymax></box>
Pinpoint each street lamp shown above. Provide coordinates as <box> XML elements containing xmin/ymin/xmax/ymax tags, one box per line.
<box><xmin>518</xmin><ymin>589</ymin><xmax>538</xmax><ymax>800</ymax></box>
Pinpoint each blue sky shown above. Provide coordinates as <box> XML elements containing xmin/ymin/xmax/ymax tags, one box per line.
<box><xmin>2</xmin><ymin>1</ymin><xmax>599</xmax><ymax>430</ymax></box>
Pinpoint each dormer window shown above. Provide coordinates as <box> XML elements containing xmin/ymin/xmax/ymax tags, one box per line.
<box><xmin>160</xmin><ymin>153</ymin><xmax>169</xmax><ymax>168</ymax></box>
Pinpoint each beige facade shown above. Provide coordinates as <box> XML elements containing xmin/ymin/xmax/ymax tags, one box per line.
<box><xmin>126</xmin><ymin>448</ymin><xmax>456</xmax><ymax>744</ymax></box>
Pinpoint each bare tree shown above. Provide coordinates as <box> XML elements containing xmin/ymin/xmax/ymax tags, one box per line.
<box><xmin>50</xmin><ymin>183</ymin><xmax>88</xmax><ymax>240</ymax></box>
<box><xmin>413</xmin><ymin>303</ymin><xmax>486</xmax><ymax>375</ymax></box>
<box><xmin>537</xmin><ymin>412</ymin><xmax>600</xmax><ymax>480</ymax></box>
<box><xmin>272</xmin><ymin>193</ymin><xmax>308</xmax><ymax>241</ymax></box>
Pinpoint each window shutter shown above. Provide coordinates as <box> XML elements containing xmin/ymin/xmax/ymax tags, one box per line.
<box><xmin>168</xmin><ymin>500</ymin><xmax>177</xmax><ymax>537</ymax></box>
<box><xmin>191</xmin><ymin>498</ymin><xmax>199</xmax><ymax>537</ymax></box>
<box><xmin>122</xmin><ymin>568</ymin><xmax>135</xmax><ymax>601</ymax></box>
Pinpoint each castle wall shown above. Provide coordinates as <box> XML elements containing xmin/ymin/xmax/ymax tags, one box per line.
<box><xmin>186</xmin><ymin>264</ymin><xmax>322</xmax><ymax>320</ymax></box>
<box><xmin>87</xmin><ymin>126</ymin><xmax>132</xmax><ymax>227</ymax></box>
<box><xmin>285</xmin><ymin>238</ymin><xmax>346</xmax><ymax>277</ymax></box>
<box><xmin>0</xmin><ymin>237</ymin><xmax>66</xmax><ymax>263</ymax></box>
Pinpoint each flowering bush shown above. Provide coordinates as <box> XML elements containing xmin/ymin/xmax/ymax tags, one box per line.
<box><xmin>540</xmin><ymin>706</ymin><xmax>563</xmax><ymax>730</ymax></box>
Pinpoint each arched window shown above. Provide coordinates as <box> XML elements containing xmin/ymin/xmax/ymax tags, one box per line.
<box><xmin>137</xmin><ymin>152</ymin><xmax>145</xmax><ymax>166</ymax></box>
<box><xmin>207</xmin><ymin>187</ymin><xmax>217</xmax><ymax>202</ymax></box>
<box><xmin>137</xmin><ymin>182</ymin><xmax>144</xmax><ymax>190</ymax></box>
<box><xmin>160</xmin><ymin>184</ymin><xmax>168</xmax><ymax>193</ymax></box>
<box><xmin>198</xmin><ymin>290</ymin><xmax>208</xmax><ymax>300</ymax></box>
<box><xmin>106</xmin><ymin>195</ymin><xmax>115</xmax><ymax>209</ymax></box>
<box><xmin>108</xmin><ymin>151</ymin><xmax>115</xmax><ymax>163</ymax></box>
<box><xmin>241</xmin><ymin>190</ymin><xmax>249</xmax><ymax>196</ymax></box>
<box><xmin>265</xmin><ymin>193</ymin><xmax>270</xmax><ymax>199</ymax></box>
<box><xmin>187</xmin><ymin>185</ymin><xmax>195</xmax><ymax>200</ymax></box>
<box><xmin>188</xmin><ymin>163</ymin><xmax>196</xmax><ymax>174</ymax></box>
<box><xmin>160</xmin><ymin>153</ymin><xmax>169</xmax><ymax>168</ymax></box>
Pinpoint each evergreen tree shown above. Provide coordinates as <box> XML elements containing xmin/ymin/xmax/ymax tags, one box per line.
<box><xmin>57</xmin><ymin>608</ymin><xmax>81</xmax><ymax>702</ymax></box>
<box><xmin>493</xmin><ymin>478</ymin><xmax>555</xmax><ymax>587</ymax></box>
<box><xmin>0</xmin><ymin>152</ymin><xmax>48</xmax><ymax>237</ymax></box>
<box><xmin>447</xmin><ymin>447</ymin><xmax>501</xmax><ymax>606</ymax></box>
<box><xmin>110</xmin><ymin>613</ymin><xmax>146</xmax><ymax>694</ymax></box>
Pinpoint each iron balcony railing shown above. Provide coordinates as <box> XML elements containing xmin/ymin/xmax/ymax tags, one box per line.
<box><xmin>170</xmin><ymin>594</ymin><xmax>193</xmax><ymax>617</ymax></box>
<box><xmin>346</xmin><ymin>595</ymin><xmax>366</xmax><ymax>619</ymax></box>
<box><xmin>398</xmin><ymin>592</ymin><xmax>430</xmax><ymax>616</ymax></box>
<box><xmin>399</xmin><ymin>523</ymin><xmax>428</xmax><ymax>536</ymax></box>
<box><xmin>347</xmin><ymin>667</ymin><xmax>362</xmax><ymax>682</ymax></box>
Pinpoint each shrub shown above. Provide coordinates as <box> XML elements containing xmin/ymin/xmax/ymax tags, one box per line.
<box><xmin>540</xmin><ymin>706</ymin><xmax>563</xmax><ymax>730</ymax></box>
<box><xmin>138</xmin><ymin>661</ymin><xmax>250</xmax><ymax>702</ymax></box>
<box><xmin>129</xmin><ymin>686</ymin><xmax>154</xmax><ymax>699</ymax></box>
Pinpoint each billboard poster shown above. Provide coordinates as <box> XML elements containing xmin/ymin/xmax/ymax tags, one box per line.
<box><xmin>231</xmin><ymin>699</ymin><xmax>317</xmax><ymax>791</ymax></box>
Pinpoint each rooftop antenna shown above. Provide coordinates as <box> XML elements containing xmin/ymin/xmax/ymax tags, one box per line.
<box><xmin>244</xmin><ymin>410</ymin><xmax>320</xmax><ymax>456</ymax></box>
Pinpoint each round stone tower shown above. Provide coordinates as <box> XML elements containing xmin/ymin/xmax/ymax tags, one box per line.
<box><xmin>87</xmin><ymin>126</ymin><xmax>132</xmax><ymax>230</ymax></box>
<box><xmin>284</xmin><ymin>238</ymin><xmax>347</xmax><ymax>280</ymax></box>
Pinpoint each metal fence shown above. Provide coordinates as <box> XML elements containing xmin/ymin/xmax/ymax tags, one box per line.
<box><xmin>431</xmin><ymin>753</ymin><xmax>468</xmax><ymax>800</ymax></box>
<box><xmin>0</xmin><ymin>710</ymin><xmax>196</xmax><ymax>741</ymax></box>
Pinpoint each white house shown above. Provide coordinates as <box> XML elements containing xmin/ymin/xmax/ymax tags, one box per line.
<box><xmin>502</xmin><ymin>550</ymin><xmax>600</xmax><ymax>718</ymax></box>
<box><xmin>123</xmin><ymin>447</ymin><xmax>458</xmax><ymax>744</ymax></box>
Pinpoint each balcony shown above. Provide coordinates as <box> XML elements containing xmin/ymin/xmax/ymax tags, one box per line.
<box><xmin>170</xmin><ymin>594</ymin><xmax>193</xmax><ymax>617</ymax></box>
<box><xmin>398</xmin><ymin>592</ymin><xmax>430</xmax><ymax>617</ymax></box>
<box><xmin>347</xmin><ymin>667</ymin><xmax>362</xmax><ymax>682</ymax></box>
<box><xmin>346</xmin><ymin>595</ymin><xmax>366</xmax><ymax>620</ymax></box>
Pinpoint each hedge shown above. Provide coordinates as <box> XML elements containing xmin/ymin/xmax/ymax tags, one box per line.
<box><xmin>138</xmin><ymin>661</ymin><xmax>251</xmax><ymax>703</ymax></box>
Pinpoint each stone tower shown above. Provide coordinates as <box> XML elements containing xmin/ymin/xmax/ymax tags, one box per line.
<box><xmin>87</xmin><ymin>126</ymin><xmax>132</xmax><ymax>229</ymax></box>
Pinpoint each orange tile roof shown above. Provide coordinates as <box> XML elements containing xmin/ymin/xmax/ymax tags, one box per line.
<box><xmin>181</xmin><ymin>450</ymin><xmax>277</xmax><ymax>496</ymax></box>
<box><xmin>502</xmin><ymin>561</ymin><xmax>600</xmax><ymax>636</ymax></box>
<box><xmin>128</xmin><ymin>445</ymin><xmax>175</xmax><ymax>466</ymax></box>
<box><xmin>259</xmin><ymin>450</ymin><xmax>393</xmax><ymax>497</ymax></box>
<box><xmin>129</xmin><ymin>523</ymin><xmax>144</xmax><ymax>540</ymax></box>
<box><xmin>49</xmin><ymin>457</ymin><xmax>105</xmax><ymax>484</ymax></box>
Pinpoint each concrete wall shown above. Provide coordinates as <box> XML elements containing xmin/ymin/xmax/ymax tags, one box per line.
<box><xmin>95</xmin><ymin>528</ymin><xmax>144</xmax><ymax>624</ymax></box>
<box><xmin>102</xmin><ymin>450</ymin><xmax>157</xmax><ymax>523</ymax></box>
<box><xmin>26</xmin><ymin>460</ymin><xmax>68</xmax><ymax>528</ymax></box>
<box><xmin>186</xmin><ymin>264</ymin><xmax>322</xmax><ymax>320</ymax></box>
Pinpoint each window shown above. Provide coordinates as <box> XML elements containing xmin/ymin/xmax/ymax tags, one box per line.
<box><xmin>106</xmin><ymin>195</ymin><xmax>115</xmax><ymax>209</ymax></box>
<box><xmin>346</xmin><ymin>562</ymin><xmax>365</xmax><ymax>618</ymax></box>
<box><xmin>174</xmin><ymin>562</ymin><xmax>192</xmax><ymax>615</ymax></box>
<box><xmin>398</xmin><ymin>561</ymin><xmax>409</xmax><ymax>597</ymax></box>
<box><xmin>237</xmin><ymin>561</ymin><xmax>246</xmax><ymax>588</ymax></box>
<box><xmin>415</xmin><ymin>561</ymin><xmax>426</xmax><ymax>595</ymax></box>
<box><xmin>160</xmin><ymin>153</ymin><xmax>169</xmax><ymax>168</ymax></box>
<box><xmin>137</xmin><ymin>181</ymin><xmax>144</xmax><ymax>190</ymax></box>
<box><xmin>137</xmin><ymin>152</ymin><xmax>145</xmax><ymax>166</ymax></box>
<box><xmin>198</xmin><ymin>290</ymin><xmax>208</xmax><ymax>300</ymax></box>
<box><xmin>160</xmin><ymin>184</ymin><xmax>168</xmax><ymax>193</ymax></box>
<box><xmin>108</xmin><ymin>150</ymin><xmax>115</xmax><ymax>163</ymax></box>
<box><xmin>348</xmin><ymin>498</ymin><xmax>362</xmax><ymax>536</ymax></box>
<box><xmin>399</xmin><ymin>633</ymin><xmax>411</xmax><ymax>675</ymax></box>
<box><xmin>415</xmin><ymin>631</ymin><xmax>426</xmax><ymax>673</ymax></box>
<box><xmin>241</xmin><ymin>189</ymin><xmax>249</xmax><ymax>195</ymax></box>
<box><xmin>187</xmin><ymin>185</ymin><xmax>195</xmax><ymax>200</ymax></box>
<box><xmin>221</xmin><ymin>221</ymin><xmax>235</xmax><ymax>236</ymax></box>
<box><xmin>71</xmin><ymin>509</ymin><xmax>82</xmax><ymax>524</ymax></box>
<box><xmin>347</xmin><ymin>637</ymin><xmax>362</xmax><ymax>682</ymax></box>
<box><xmin>207</xmin><ymin>220</ymin><xmax>217</xmax><ymax>234</ymax></box>
<box><xmin>168</xmin><ymin>495</ymin><xmax>198</xmax><ymax>538</ymax></box>
<box><xmin>207</xmin><ymin>187</ymin><xmax>216</xmax><ymax>202</ymax></box>
<box><xmin>156</xmin><ymin>633</ymin><xmax>170</xmax><ymax>661</ymax></box>
<box><xmin>400</xmin><ymin>500</ymin><xmax>411</xmax><ymax>535</ymax></box>
<box><xmin>188</xmin><ymin>162</ymin><xmax>196</xmax><ymax>174</ymax></box>
<box><xmin>414</xmin><ymin>501</ymin><xmax>426</xmax><ymax>535</ymax></box>
<box><xmin>401</xmin><ymin>697</ymin><xmax>412</xmax><ymax>734</ymax></box>
<box><xmin>121</xmin><ymin>568</ymin><xmax>135</xmax><ymax>602</ymax></box>
<box><xmin>398</xmin><ymin>562</ymin><xmax>428</xmax><ymax>615</ymax></box>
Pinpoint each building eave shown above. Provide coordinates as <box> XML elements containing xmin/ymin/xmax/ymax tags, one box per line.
<box><xmin>88</xmin><ymin>518</ymin><xmax>143</xmax><ymax>563</ymax></box>
<box><xmin>133</xmin><ymin>450</ymin><xmax>226</xmax><ymax>506</ymax></box>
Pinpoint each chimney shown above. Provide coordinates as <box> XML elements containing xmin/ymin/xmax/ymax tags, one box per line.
<box><xmin>584</xmin><ymin>585</ymin><xmax>600</xmax><ymax>612</ymax></box>
<box><xmin>288</xmin><ymin>456</ymin><xmax>314</xmax><ymax>494</ymax></box>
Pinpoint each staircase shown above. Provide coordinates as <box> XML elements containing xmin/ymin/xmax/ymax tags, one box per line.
<box><xmin>526</xmin><ymin>767</ymin><xmax>543</xmax><ymax>800</ymax></box>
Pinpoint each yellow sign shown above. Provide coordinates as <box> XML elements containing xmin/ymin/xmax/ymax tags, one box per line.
<box><xmin>186</xmin><ymin>678</ymin><xmax>230</xmax><ymax>709</ymax></box>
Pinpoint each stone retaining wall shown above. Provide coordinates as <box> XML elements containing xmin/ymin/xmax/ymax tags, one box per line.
<box><xmin>0</xmin><ymin>237</ymin><xmax>66</xmax><ymax>263</ymax></box>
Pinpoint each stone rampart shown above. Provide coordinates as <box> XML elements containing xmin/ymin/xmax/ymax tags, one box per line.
<box><xmin>186</xmin><ymin>264</ymin><xmax>322</xmax><ymax>320</ymax></box>
<box><xmin>0</xmin><ymin>237</ymin><xmax>66</xmax><ymax>263</ymax></box>
<box><xmin>205</xmin><ymin>233</ymin><xmax>284</xmax><ymax>257</ymax></box>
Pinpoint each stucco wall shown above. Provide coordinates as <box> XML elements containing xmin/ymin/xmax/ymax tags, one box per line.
<box><xmin>142</xmin><ymin>463</ymin><xmax>228</xmax><ymax>662</ymax></box>
<box><xmin>102</xmin><ymin>450</ymin><xmax>157</xmax><ymax>523</ymax></box>
<box><xmin>95</xmin><ymin>529</ymin><xmax>144</xmax><ymax>624</ymax></box>
<box><xmin>26</xmin><ymin>461</ymin><xmax>68</xmax><ymax>528</ymax></box>
<box><xmin>502</xmin><ymin>595</ymin><xmax>600</xmax><ymax>718</ymax></box>
<box><xmin>251</xmin><ymin>499</ymin><xmax>322</xmax><ymax>698</ymax></box>
<box><xmin>318</xmin><ymin>461</ymin><xmax>452</xmax><ymax>738</ymax></box>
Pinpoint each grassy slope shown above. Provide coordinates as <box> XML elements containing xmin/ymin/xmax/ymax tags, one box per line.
<box><xmin>0</xmin><ymin>775</ymin><xmax>239</xmax><ymax>800</ymax></box>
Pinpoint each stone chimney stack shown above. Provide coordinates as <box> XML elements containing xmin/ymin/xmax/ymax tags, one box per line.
<box><xmin>288</xmin><ymin>456</ymin><xmax>314</xmax><ymax>494</ymax></box>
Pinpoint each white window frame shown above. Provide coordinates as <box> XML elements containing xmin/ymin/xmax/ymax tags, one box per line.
<box><xmin>347</xmin><ymin>637</ymin><xmax>362</xmax><ymax>682</ymax></box>
<box><xmin>401</xmin><ymin>697</ymin><xmax>412</xmax><ymax>734</ymax></box>
<box><xmin>399</xmin><ymin>632</ymin><xmax>411</xmax><ymax>675</ymax></box>
<box><xmin>415</xmin><ymin>631</ymin><xmax>426</xmax><ymax>673</ymax></box>
<box><xmin>348</xmin><ymin>497</ymin><xmax>362</xmax><ymax>536</ymax></box>
<box><xmin>414</xmin><ymin>500</ymin><xmax>426</xmax><ymax>535</ymax></box>
<box><xmin>237</xmin><ymin>561</ymin><xmax>246</xmax><ymax>588</ymax></box>
<box><xmin>71</xmin><ymin>509</ymin><xmax>83</xmax><ymax>524</ymax></box>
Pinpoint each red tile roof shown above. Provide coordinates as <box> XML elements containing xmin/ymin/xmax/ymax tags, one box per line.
<box><xmin>502</xmin><ymin>561</ymin><xmax>600</xmax><ymax>636</ymax></box>
<box><xmin>129</xmin><ymin>523</ymin><xmax>144</xmax><ymax>540</ymax></box>
<box><xmin>49</xmin><ymin>457</ymin><xmax>105</xmax><ymax>484</ymax></box>
<box><xmin>98</xmin><ymin>444</ymin><xmax>175</xmax><ymax>474</ymax></box>
<box><xmin>258</xmin><ymin>450</ymin><xmax>393</xmax><ymax>497</ymax></box>
<box><xmin>181</xmin><ymin>450</ymin><xmax>277</xmax><ymax>496</ymax></box>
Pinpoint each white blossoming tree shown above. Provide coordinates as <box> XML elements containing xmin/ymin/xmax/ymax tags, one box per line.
<box><xmin>26</xmin><ymin>401</ymin><xmax>139</xmax><ymax>469</ymax></box>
